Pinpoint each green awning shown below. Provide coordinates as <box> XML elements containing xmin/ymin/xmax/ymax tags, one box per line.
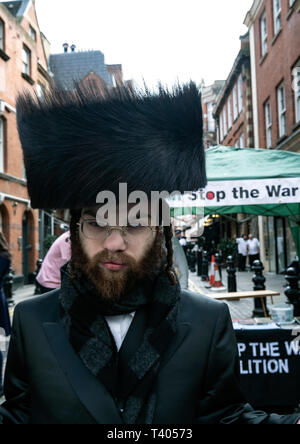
<box><xmin>170</xmin><ymin>146</ymin><xmax>300</xmax><ymax>258</ymax></box>
<box><xmin>206</xmin><ymin>145</ymin><xmax>300</xmax><ymax>181</ymax></box>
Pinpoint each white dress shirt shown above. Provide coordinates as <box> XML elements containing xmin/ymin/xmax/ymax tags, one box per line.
<box><xmin>236</xmin><ymin>238</ymin><xmax>248</xmax><ymax>256</ymax></box>
<box><xmin>105</xmin><ymin>312</ymin><xmax>135</xmax><ymax>351</ymax></box>
<box><xmin>247</xmin><ymin>238</ymin><xmax>260</xmax><ymax>255</ymax></box>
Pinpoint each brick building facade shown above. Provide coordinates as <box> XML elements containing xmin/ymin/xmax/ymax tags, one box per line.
<box><xmin>244</xmin><ymin>0</ymin><xmax>300</xmax><ymax>273</ymax></box>
<box><xmin>245</xmin><ymin>0</ymin><xmax>300</xmax><ymax>152</ymax></box>
<box><xmin>202</xmin><ymin>80</ymin><xmax>225</xmax><ymax>148</ymax></box>
<box><xmin>214</xmin><ymin>33</ymin><xmax>254</xmax><ymax>149</ymax></box>
<box><xmin>0</xmin><ymin>0</ymin><xmax>51</xmax><ymax>282</ymax></box>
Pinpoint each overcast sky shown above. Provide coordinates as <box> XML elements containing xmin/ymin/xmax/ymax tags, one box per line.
<box><xmin>35</xmin><ymin>0</ymin><xmax>254</xmax><ymax>88</ymax></box>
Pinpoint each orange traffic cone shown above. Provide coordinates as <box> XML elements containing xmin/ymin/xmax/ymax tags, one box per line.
<box><xmin>212</xmin><ymin>261</ymin><xmax>225</xmax><ymax>290</ymax></box>
<box><xmin>209</xmin><ymin>255</ymin><xmax>215</xmax><ymax>286</ymax></box>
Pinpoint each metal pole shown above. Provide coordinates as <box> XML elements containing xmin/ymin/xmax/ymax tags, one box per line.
<box><xmin>284</xmin><ymin>267</ymin><xmax>300</xmax><ymax>317</ymax></box>
<box><xmin>226</xmin><ymin>255</ymin><xmax>237</xmax><ymax>292</ymax></box>
<box><xmin>252</xmin><ymin>260</ymin><xmax>268</xmax><ymax>317</ymax></box>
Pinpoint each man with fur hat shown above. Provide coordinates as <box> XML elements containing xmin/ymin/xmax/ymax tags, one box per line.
<box><xmin>0</xmin><ymin>83</ymin><xmax>299</xmax><ymax>425</ymax></box>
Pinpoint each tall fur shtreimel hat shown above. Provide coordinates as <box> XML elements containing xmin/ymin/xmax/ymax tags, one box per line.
<box><xmin>16</xmin><ymin>82</ymin><xmax>206</xmax><ymax>209</ymax></box>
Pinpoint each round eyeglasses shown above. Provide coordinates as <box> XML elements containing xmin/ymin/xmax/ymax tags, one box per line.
<box><xmin>77</xmin><ymin>218</ymin><xmax>158</xmax><ymax>242</ymax></box>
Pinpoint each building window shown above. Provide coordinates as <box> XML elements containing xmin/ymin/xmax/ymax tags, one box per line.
<box><xmin>238</xmin><ymin>75</ymin><xmax>243</xmax><ymax>113</ymax></box>
<box><xmin>292</xmin><ymin>61</ymin><xmax>300</xmax><ymax>124</ymax></box>
<box><xmin>277</xmin><ymin>82</ymin><xmax>287</xmax><ymax>137</ymax></box>
<box><xmin>207</xmin><ymin>102</ymin><xmax>215</xmax><ymax>132</ymax></box>
<box><xmin>233</xmin><ymin>86</ymin><xmax>238</xmax><ymax>120</ymax></box>
<box><xmin>22</xmin><ymin>45</ymin><xmax>31</xmax><ymax>76</ymax></box>
<box><xmin>36</xmin><ymin>82</ymin><xmax>45</xmax><ymax>99</ymax></box>
<box><xmin>0</xmin><ymin>117</ymin><xmax>4</xmax><ymax>173</ymax></box>
<box><xmin>239</xmin><ymin>133</ymin><xmax>245</xmax><ymax>148</ymax></box>
<box><xmin>219</xmin><ymin>113</ymin><xmax>224</xmax><ymax>142</ymax></box>
<box><xmin>264</xmin><ymin>101</ymin><xmax>272</xmax><ymax>148</ymax></box>
<box><xmin>289</xmin><ymin>0</ymin><xmax>295</xmax><ymax>8</ymax></box>
<box><xmin>223</xmin><ymin>108</ymin><xmax>227</xmax><ymax>136</ymax></box>
<box><xmin>260</xmin><ymin>11</ymin><xmax>268</xmax><ymax>57</ymax></box>
<box><xmin>29</xmin><ymin>25</ymin><xmax>37</xmax><ymax>42</ymax></box>
<box><xmin>273</xmin><ymin>0</ymin><xmax>282</xmax><ymax>35</ymax></box>
<box><xmin>0</xmin><ymin>18</ymin><xmax>4</xmax><ymax>51</ymax></box>
<box><xmin>227</xmin><ymin>97</ymin><xmax>232</xmax><ymax>129</ymax></box>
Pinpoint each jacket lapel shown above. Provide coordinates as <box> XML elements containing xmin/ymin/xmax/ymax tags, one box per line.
<box><xmin>118</xmin><ymin>313</ymin><xmax>191</xmax><ymax>402</ymax></box>
<box><xmin>43</xmin><ymin>322</ymin><xmax>123</xmax><ymax>424</ymax></box>
<box><xmin>117</xmin><ymin>308</ymin><xmax>148</xmax><ymax>400</ymax></box>
<box><xmin>158</xmin><ymin>322</ymin><xmax>190</xmax><ymax>370</ymax></box>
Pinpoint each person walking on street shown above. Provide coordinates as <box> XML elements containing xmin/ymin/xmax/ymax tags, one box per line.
<box><xmin>236</xmin><ymin>234</ymin><xmax>248</xmax><ymax>271</ymax></box>
<box><xmin>247</xmin><ymin>234</ymin><xmax>260</xmax><ymax>268</ymax></box>
<box><xmin>36</xmin><ymin>231</ymin><xmax>71</xmax><ymax>293</ymax></box>
<box><xmin>1</xmin><ymin>83</ymin><xmax>299</xmax><ymax>424</ymax></box>
<box><xmin>0</xmin><ymin>233</ymin><xmax>11</xmax><ymax>397</ymax></box>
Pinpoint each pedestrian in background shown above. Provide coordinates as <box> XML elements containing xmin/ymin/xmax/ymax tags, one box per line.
<box><xmin>172</xmin><ymin>235</ymin><xmax>189</xmax><ymax>290</ymax></box>
<box><xmin>236</xmin><ymin>234</ymin><xmax>248</xmax><ymax>271</ymax></box>
<box><xmin>36</xmin><ymin>231</ymin><xmax>71</xmax><ymax>293</ymax></box>
<box><xmin>247</xmin><ymin>233</ymin><xmax>260</xmax><ymax>268</ymax></box>
<box><xmin>0</xmin><ymin>233</ymin><xmax>11</xmax><ymax>397</ymax></box>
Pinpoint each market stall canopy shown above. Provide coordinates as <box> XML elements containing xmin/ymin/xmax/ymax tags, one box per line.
<box><xmin>169</xmin><ymin>146</ymin><xmax>300</xmax><ymax>257</ymax></box>
<box><xmin>206</xmin><ymin>145</ymin><xmax>300</xmax><ymax>181</ymax></box>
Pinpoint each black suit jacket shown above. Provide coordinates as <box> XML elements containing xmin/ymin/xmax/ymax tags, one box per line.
<box><xmin>0</xmin><ymin>290</ymin><xmax>299</xmax><ymax>424</ymax></box>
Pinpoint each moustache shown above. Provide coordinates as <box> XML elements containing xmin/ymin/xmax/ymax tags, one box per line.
<box><xmin>90</xmin><ymin>250</ymin><xmax>137</xmax><ymax>268</ymax></box>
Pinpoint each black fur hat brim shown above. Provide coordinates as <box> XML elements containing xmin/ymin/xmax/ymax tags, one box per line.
<box><xmin>17</xmin><ymin>82</ymin><xmax>206</xmax><ymax>209</ymax></box>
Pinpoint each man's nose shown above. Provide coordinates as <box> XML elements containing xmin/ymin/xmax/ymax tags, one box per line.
<box><xmin>102</xmin><ymin>229</ymin><xmax>127</xmax><ymax>252</ymax></box>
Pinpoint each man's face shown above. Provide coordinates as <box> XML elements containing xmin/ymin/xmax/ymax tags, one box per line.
<box><xmin>249</xmin><ymin>234</ymin><xmax>253</xmax><ymax>240</ymax></box>
<box><xmin>72</xmin><ymin>205</ymin><xmax>164</xmax><ymax>301</ymax></box>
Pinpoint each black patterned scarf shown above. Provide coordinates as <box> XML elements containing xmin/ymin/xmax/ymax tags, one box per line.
<box><xmin>58</xmin><ymin>262</ymin><xmax>180</xmax><ymax>424</ymax></box>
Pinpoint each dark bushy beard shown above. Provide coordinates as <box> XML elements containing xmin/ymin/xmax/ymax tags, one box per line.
<box><xmin>70</xmin><ymin>228</ymin><xmax>165</xmax><ymax>302</ymax></box>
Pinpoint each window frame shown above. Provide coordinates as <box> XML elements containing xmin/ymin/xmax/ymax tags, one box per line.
<box><xmin>0</xmin><ymin>117</ymin><xmax>5</xmax><ymax>173</ymax></box>
<box><xmin>260</xmin><ymin>10</ymin><xmax>268</xmax><ymax>57</ymax></box>
<box><xmin>227</xmin><ymin>96</ymin><xmax>232</xmax><ymax>130</ymax></box>
<box><xmin>223</xmin><ymin>107</ymin><xmax>227</xmax><ymax>137</ymax></box>
<box><xmin>238</xmin><ymin>75</ymin><xmax>243</xmax><ymax>113</ymax></box>
<box><xmin>264</xmin><ymin>100</ymin><xmax>272</xmax><ymax>148</ymax></box>
<box><xmin>273</xmin><ymin>0</ymin><xmax>282</xmax><ymax>36</ymax></box>
<box><xmin>289</xmin><ymin>0</ymin><xmax>295</xmax><ymax>8</ymax></box>
<box><xmin>22</xmin><ymin>44</ymin><xmax>31</xmax><ymax>76</ymax></box>
<box><xmin>233</xmin><ymin>85</ymin><xmax>238</xmax><ymax>121</ymax></box>
<box><xmin>0</xmin><ymin>18</ymin><xmax>4</xmax><ymax>52</ymax></box>
<box><xmin>207</xmin><ymin>101</ymin><xmax>215</xmax><ymax>132</ymax></box>
<box><xmin>277</xmin><ymin>82</ymin><xmax>287</xmax><ymax>138</ymax></box>
<box><xmin>239</xmin><ymin>133</ymin><xmax>245</xmax><ymax>149</ymax></box>
<box><xmin>292</xmin><ymin>61</ymin><xmax>300</xmax><ymax>124</ymax></box>
<box><xmin>219</xmin><ymin>113</ymin><xmax>224</xmax><ymax>142</ymax></box>
<box><xmin>36</xmin><ymin>82</ymin><xmax>46</xmax><ymax>99</ymax></box>
<box><xmin>29</xmin><ymin>25</ymin><xmax>37</xmax><ymax>42</ymax></box>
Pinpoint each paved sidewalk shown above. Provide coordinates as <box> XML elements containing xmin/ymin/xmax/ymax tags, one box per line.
<box><xmin>189</xmin><ymin>269</ymin><xmax>287</xmax><ymax>320</ymax></box>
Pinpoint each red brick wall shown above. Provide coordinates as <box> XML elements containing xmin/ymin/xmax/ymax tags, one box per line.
<box><xmin>218</xmin><ymin>72</ymin><xmax>250</xmax><ymax>147</ymax></box>
<box><xmin>0</xmin><ymin>1</ymin><xmax>49</xmax><ymax>276</ymax></box>
<box><xmin>254</xmin><ymin>1</ymin><xmax>300</xmax><ymax>149</ymax></box>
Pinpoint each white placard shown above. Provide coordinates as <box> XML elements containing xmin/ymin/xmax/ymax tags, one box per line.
<box><xmin>168</xmin><ymin>178</ymin><xmax>300</xmax><ymax>208</ymax></box>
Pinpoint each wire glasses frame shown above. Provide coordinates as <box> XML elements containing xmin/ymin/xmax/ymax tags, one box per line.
<box><xmin>77</xmin><ymin>218</ymin><xmax>159</xmax><ymax>241</ymax></box>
